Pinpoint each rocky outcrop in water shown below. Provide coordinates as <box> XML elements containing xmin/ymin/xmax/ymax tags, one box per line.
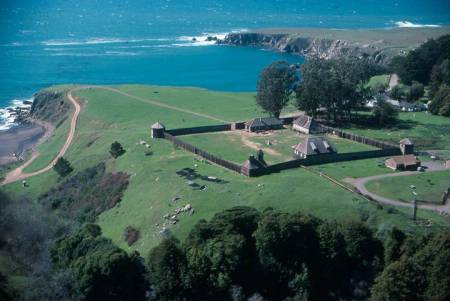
<box><xmin>218</xmin><ymin>32</ymin><xmax>391</xmax><ymax>65</ymax></box>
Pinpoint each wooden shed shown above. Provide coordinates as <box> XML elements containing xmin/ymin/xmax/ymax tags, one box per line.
<box><xmin>292</xmin><ymin>115</ymin><xmax>320</xmax><ymax>134</ymax></box>
<box><xmin>385</xmin><ymin>155</ymin><xmax>421</xmax><ymax>171</ymax></box>
<box><xmin>245</xmin><ymin>117</ymin><xmax>283</xmax><ymax>132</ymax></box>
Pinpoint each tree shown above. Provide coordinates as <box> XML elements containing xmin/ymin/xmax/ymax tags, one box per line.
<box><xmin>384</xmin><ymin>227</ymin><xmax>406</xmax><ymax>264</ymax></box>
<box><xmin>148</xmin><ymin>237</ymin><xmax>190</xmax><ymax>301</ymax></box>
<box><xmin>391</xmin><ymin>34</ymin><xmax>450</xmax><ymax>84</ymax></box>
<box><xmin>256</xmin><ymin>61</ymin><xmax>296</xmax><ymax>118</ymax></box>
<box><xmin>389</xmin><ymin>85</ymin><xmax>404</xmax><ymax>100</ymax></box>
<box><xmin>53</xmin><ymin>157</ymin><xmax>73</xmax><ymax>177</ymax></box>
<box><xmin>51</xmin><ymin>224</ymin><xmax>149</xmax><ymax>301</ymax></box>
<box><xmin>296</xmin><ymin>57</ymin><xmax>375</xmax><ymax>122</ymax></box>
<box><xmin>110</xmin><ymin>141</ymin><xmax>125</xmax><ymax>158</ymax></box>
<box><xmin>430</xmin><ymin>59</ymin><xmax>450</xmax><ymax>97</ymax></box>
<box><xmin>429</xmin><ymin>85</ymin><xmax>450</xmax><ymax>116</ymax></box>
<box><xmin>407</xmin><ymin>81</ymin><xmax>424</xmax><ymax>101</ymax></box>
<box><xmin>372</xmin><ymin>100</ymin><xmax>398</xmax><ymax>126</ymax></box>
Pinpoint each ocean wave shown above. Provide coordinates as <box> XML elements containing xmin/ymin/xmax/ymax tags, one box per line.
<box><xmin>175</xmin><ymin>32</ymin><xmax>229</xmax><ymax>47</ymax></box>
<box><xmin>0</xmin><ymin>98</ymin><xmax>33</xmax><ymax>131</ymax></box>
<box><xmin>394</xmin><ymin>21</ymin><xmax>441</xmax><ymax>28</ymax></box>
<box><xmin>42</xmin><ymin>37</ymin><xmax>170</xmax><ymax>46</ymax></box>
<box><xmin>50</xmin><ymin>51</ymin><xmax>141</xmax><ymax>57</ymax></box>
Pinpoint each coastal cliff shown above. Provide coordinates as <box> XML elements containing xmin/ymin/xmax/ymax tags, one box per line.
<box><xmin>218</xmin><ymin>27</ymin><xmax>450</xmax><ymax>65</ymax></box>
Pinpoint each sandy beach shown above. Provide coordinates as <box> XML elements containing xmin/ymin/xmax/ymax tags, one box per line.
<box><xmin>0</xmin><ymin>122</ymin><xmax>50</xmax><ymax>166</ymax></box>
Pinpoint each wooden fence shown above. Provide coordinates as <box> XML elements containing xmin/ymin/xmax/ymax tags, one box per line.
<box><xmin>163</xmin><ymin>132</ymin><xmax>243</xmax><ymax>174</ymax></box>
<box><xmin>165</xmin><ymin>124</ymin><xmax>231</xmax><ymax>136</ymax></box>
<box><xmin>318</xmin><ymin>124</ymin><xmax>399</xmax><ymax>150</ymax></box>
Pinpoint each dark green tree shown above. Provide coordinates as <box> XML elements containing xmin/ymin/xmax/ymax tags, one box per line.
<box><xmin>373</xmin><ymin>100</ymin><xmax>398</xmax><ymax>126</ymax></box>
<box><xmin>0</xmin><ymin>272</ymin><xmax>13</xmax><ymax>301</ymax></box>
<box><xmin>51</xmin><ymin>224</ymin><xmax>148</xmax><ymax>301</ymax></box>
<box><xmin>296</xmin><ymin>57</ymin><xmax>374</xmax><ymax>121</ymax></box>
<box><xmin>256</xmin><ymin>61</ymin><xmax>296</xmax><ymax>118</ymax></box>
<box><xmin>148</xmin><ymin>237</ymin><xmax>190</xmax><ymax>301</ymax></box>
<box><xmin>389</xmin><ymin>85</ymin><xmax>404</xmax><ymax>100</ymax></box>
<box><xmin>429</xmin><ymin>85</ymin><xmax>450</xmax><ymax>116</ymax></box>
<box><xmin>53</xmin><ymin>157</ymin><xmax>73</xmax><ymax>177</ymax></box>
<box><xmin>254</xmin><ymin>211</ymin><xmax>320</xmax><ymax>300</ymax></box>
<box><xmin>407</xmin><ymin>81</ymin><xmax>424</xmax><ymax>101</ymax></box>
<box><xmin>384</xmin><ymin>227</ymin><xmax>406</xmax><ymax>264</ymax></box>
<box><xmin>110</xmin><ymin>141</ymin><xmax>125</xmax><ymax>158</ymax></box>
<box><xmin>430</xmin><ymin>59</ymin><xmax>450</xmax><ymax>97</ymax></box>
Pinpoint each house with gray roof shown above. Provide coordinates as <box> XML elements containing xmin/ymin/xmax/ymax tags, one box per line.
<box><xmin>293</xmin><ymin>136</ymin><xmax>337</xmax><ymax>159</ymax></box>
<box><xmin>245</xmin><ymin>117</ymin><xmax>283</xmax><ymax>132</ymax></box>
<box><xmin>292</xmin><ymin>115</ymin><xmax>320</xmax><ymax>134</ymax></box>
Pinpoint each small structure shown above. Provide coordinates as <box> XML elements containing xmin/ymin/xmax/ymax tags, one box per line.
<box><xmin>245</xmin><ymin>117</ymin><xmax>283</xmax><ymax>132</ymax></box>
<box><xmin>385</xmin><ymin>155</ymin><xmax>421</xmax><ymax>171</ymax></box>
<box><xmin>151</xmin><ymin>122</ymin><xmax>165</xmax><ymax>139</ymax></box>
<box><xmin>293</xmin><ymin>136</ymin><xmax>336</xmax><ymax>159</ymax></box>
<box><xmin>400</xmin><ymin>138</ymin><xmax>414</xmax><ymax>155</ymax></box>
<box><xmin>292</xmin><ymin>115</ymin><xmax>320</xmax><ymax>134</ymax></box>
<box><xmin>241</xmin><ymin>155</ymin><xmax>266</xmax><ymax>176</ymax></box>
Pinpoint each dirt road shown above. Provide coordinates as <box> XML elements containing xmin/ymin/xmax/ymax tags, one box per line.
<box><xmin>2</xmin><ymin>89</ymin><xmax>81</xmax><ymax>185</ymax></box>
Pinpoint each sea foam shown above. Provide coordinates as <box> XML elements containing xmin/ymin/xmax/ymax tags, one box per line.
<box><xmin>395</xmin><ymin>21</ymin><xmax>440</xmax><ymax>28</ymax></box>
<box><xmin>0</xmin><ymin>98</ymin><xmax>33</xmax><ymax>131</ymax></box>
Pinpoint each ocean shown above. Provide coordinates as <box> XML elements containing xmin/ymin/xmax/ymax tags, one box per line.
<box><xmin>1</xmin><ymin>0</ymin><xmax>450</xmax><ymax>129</ymax></box>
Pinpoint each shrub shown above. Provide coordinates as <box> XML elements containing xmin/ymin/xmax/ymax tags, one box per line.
<box><xmin>53</xmin><ymin>157</ymin><xmax>73</xmax><ymax>177</ymax></box>
<box><xmin>110</xmin><ymin>141</ymin><xmax>125</xmax><ymax>158</ymax></box>
<box><xmin>124</xmin><ymin>226</ymin><xmax>140</xmax><ymax>246</ymax></box>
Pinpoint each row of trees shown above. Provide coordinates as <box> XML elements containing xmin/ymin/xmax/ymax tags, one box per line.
<box><xmin>391</xmin><ymin>35</ymin><xmax>450</xmax><ymax>117</ymax></box>
<box><xmin>256</xmin><ymin>58</ymin><xmax>381</xmax><ymax>122</ymax></box>
<box><xmin>148</xmin><ymin>206</ymin><xmax>450</xmax><ymax>301</ymax></box>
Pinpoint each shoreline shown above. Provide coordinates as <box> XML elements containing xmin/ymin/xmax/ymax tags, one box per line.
<box><xmin>0</xmin><ymin>119</ymin><xmax>54</xmax><ymax>167</ymax></box>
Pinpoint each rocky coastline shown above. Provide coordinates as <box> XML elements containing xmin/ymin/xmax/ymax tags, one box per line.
<box><xmin>216</xmin><ymin>27</ymin><xmax>450</xmax><ymax>66</ymax></box>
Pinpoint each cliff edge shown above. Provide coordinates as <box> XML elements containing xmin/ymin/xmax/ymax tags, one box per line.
<box><xmin>218</xmin><ymin>27</ymin><xmax>450</xmax><ymax>65</ymax></box>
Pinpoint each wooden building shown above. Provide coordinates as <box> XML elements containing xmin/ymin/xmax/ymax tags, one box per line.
<box><xmin>245</xmin><ymin>117</ymin><xmax>283</xmax><ymax>132</ymax></box>
<box><xmin>151</xmin><ymin>122</ymin><xmax>166</xmax><ymax>138</ymax></box>
<box><xmin>293</xmin><ymin>136</ymin><xmax>337</xmax><ymax>159</ymax></box>
<box><xmin>385</xmin><ymin>155</ymin><xmax>421</xmax><ymax>171</ymax></box>
<box><xmin>292</xmin><ymin>115</ymin><xmax>320</xmax><ymax>134</ymax></box>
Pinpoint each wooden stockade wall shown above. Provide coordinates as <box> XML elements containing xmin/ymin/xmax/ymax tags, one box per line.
<box><xmin>318</xmin><ymin>124</ymin><xmax>398</xmax><ymax>150</ymax></box>
<box><xmin>165</xmin><ymin>124</ymin><xmax>231</xmax><ymax>136</ymax></box>
<box><xmin>161</xmin><ymin>117</ymin><xmax>403</xmax><ymax>177</ymax></box>
<box><xmin>163</xmin><ymin>132</ymin><xmax>242</xmax><ymax>174</ymax></box>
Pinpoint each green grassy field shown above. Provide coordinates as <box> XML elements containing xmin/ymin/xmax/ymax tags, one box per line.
<box><xmin>4</xmin><ymin>85</ymin><xmax>450</xmax><ymax>254</ymax></box>
<box><xmin>366</xmin><ymin>170</ymin><xmax>450</xmax><ymax>204</ymax></box>
<box><xmin>343</xmin><ymin>112</ymin><xmax>450</xmax><ymax>150</ymax></box>
<box><xmin>182</xmin><ymin>130</ymin><xmax>377</xmax><ymax>165</ymax></box>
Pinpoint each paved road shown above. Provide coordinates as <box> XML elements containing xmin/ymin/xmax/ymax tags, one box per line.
<box><xmin>352</xmin><ymin>162</ymin><xmax>450</xmax><ymax>215</ymax></box>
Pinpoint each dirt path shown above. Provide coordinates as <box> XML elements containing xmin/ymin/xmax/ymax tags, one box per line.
<box><xmin>387</xmin><ymin>73</ymin><xmax>399</xmax><ymax>91</ymax></box>
<box><xmin>2</xmin><ymin>89</ymin><xmax>81</xmax><ymax>185</ymax></box>
<box><xmin>351</xmin><ymin>163</ymin><xmax>450</xmax><ymax>215</ymax></box>
<box><xmin>95</xmin><ymin>86</ymin><xmax>229</xmax><ymax>123</ymax></box>
<box><xmin>1</xmin><ymin>85</ymin><xmax>228</xmax><ymax>185</ymax></box>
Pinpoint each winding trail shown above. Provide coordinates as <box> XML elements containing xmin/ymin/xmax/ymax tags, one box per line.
<box><xmin>352</xmin><ymin>163</ymin><xmax>450</xmax><ymax>215</ymax></box>
<box><xmin>2</xmin><ymin>88</ymin><xmax>81</xmax><ymax>185</ymax></box>
<box><xmin>1</xmin><ymin>85</ymin><xmax>229</xmax><ymax>185</ymax></box>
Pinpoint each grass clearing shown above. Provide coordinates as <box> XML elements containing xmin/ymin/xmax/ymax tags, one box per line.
<box><xmin>366</xmin><ymin>170</ymin><xmax>450</xmax><ymax>204</ymax></box>
<box><xmin>4</xmin><ymin>85</ymin><xmax>450</xmax><ymax>254</ymax></box>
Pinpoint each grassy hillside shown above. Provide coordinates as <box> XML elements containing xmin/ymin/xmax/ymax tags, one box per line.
<box><xmin>4</xmin><ymin>85</ymin><xmax>450</xmax><ymax>254</ymax></box>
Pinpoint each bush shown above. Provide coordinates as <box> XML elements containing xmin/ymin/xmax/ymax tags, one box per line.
<box><xmin>110</xmin><ymin>141</ymin><xmax>125</xmax><ymax>158</ymax></box>
<box><xmin>124</xmin><ymin>226</ymin><xmax>140</xmax><ymax>246</ymax></box>
<box><xmin>373</xmin><ymin>101</ymin><xmax>398</xmax><ymax>126</ymax></box>
<box><xmin>40</xmin><ymin>163</ymin><xmax>129</xmax><ymax>223</ymax></box>
<box><xmin>53</xmin><ymin>157</ymin><xmax>73</xmax><ymax>177</ymax></box>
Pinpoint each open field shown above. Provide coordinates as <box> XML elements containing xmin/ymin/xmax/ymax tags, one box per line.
<box><xmin>366</xmin><ymin>170</ymin><xmax>450</xmax><ymax>204</ymax></box>
<box><xmin>342</xmin><ymin>112</ymin><xmax>450</xmax><ymax>150</ymax></box>
<box><xmin>182</xmin><ymin>130</ymin><xmax>377</xmax><ymax>165</ymax></box>
<box><xmin>4</xmin><ymin>85</ymin><xmax>450</xmax><ymax>254</ymax></box>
